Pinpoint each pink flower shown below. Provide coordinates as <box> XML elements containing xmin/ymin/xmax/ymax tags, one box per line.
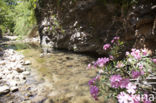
<box><xmin>90</xmin><ymin>85</ymin><xmax>99</xmax><ymax>100</ymax></box>
<box><xmin>111</xmin><ymin>36</ymin><xmax>120</xmax><ymax>44</ymax></box>
<box><xmin>131</xmin><ymin>48</ymin><xmax>136</xmax><ymax>52</ymax></box>
<box><xmin>131</xmin><ymin>70</ymin><xmax>144</xmax><ymax>79</ymax></box>
<box><xmin>88</xmin><ymin>78</ymin><xmax>97</xmax><ymax>86</ymax></box>
<box><xmin>115</xmin><ymin>62</ymin><xmax>124</xmax><ymax>68</ymax></box>
<box><xmin>131</xmin><ymin>70</ymin><xmax>141</xmax><ymax>79</ymax></box>
<box><xmin>109</xmin><ymin>55</ymin><xmax>114</xmax><ymax>60</ymax></box>
<box><xmin>126</xmin><ymin>51</ymin><xmax>130</xmax><ymax>56</ymax></box>
<box><xmin>110</xmin><ymin>75</ymin><xmax>122</xmax><ymax>88</ymax></box>
<box><xmin>117</xmin><ymin>92</ymin><xmax>130</xmax><ymax>103</ymax></box>
<box><xmin>94</xmin><ymin>57</ymin><xmax>109</xmax><ymax>67</ymax></box>
<box><xmin>130</xmin><ymin>94</ymin><xmax>141</xmax><ymax>103</ymax></box>
<box><xmin>126</xmin><ymin>83</ymin><xmax>136</xmax><ymax>94</ymax></box>
<box><xmin>113</xmin><ymin>36</ymin><xmax>120</xmax><ymax>40</ymax></box>
<box><xmin>142</xmin><ymin>49</ymin><xmax>148</xmax><ymax>56</ymax></box>
<box><xmin>119</xmin><ymin>78</ymin><xmax>130</xmax><ymax>88</ymax></box>
<box><xmin>87</xmin><ymin>63</ymin><xmax>92</xmax><ymax>69</ymax></box>
<box><xmin>131</xmin><ymin>49</ymin><xmax>141</xmax><ymax>60</ymax></box>
<box><xmin>111</xmin><ymin>39</ymin><xmax>114</xmax><ymax>43</ymax></box>
<box><xmin>110</xmin><ymin>75</ymin><xmax>122</xmax><ymax>82</ymax></box>
<box><xmin>140</xmin><ymin>70</ymin><xmax>144</xmax><ymax>75</ymax></box>
<box><xmin>103</xmin><ymin>43</ymin><xmax>111</xmax><ymax>50</ymax></box>
<box><xmin>152</xmin><ymin>59</ymin><xmax>156</xmax><ymax>64</ymax></box>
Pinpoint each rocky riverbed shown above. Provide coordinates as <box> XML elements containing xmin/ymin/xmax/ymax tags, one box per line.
<box><xmin>0</xmin><ymin>49</ymin><xmax>31</xmax><ymax>93</ymax></box>
<box><xmin>0</xmin><ymin>49</ymin><xmax>32</xmax><ymax>102</ymax></box>
<box><xmin>0</xmin><ymin>37</ymin><xmax>109</xmax><ymax>103</ymax></box>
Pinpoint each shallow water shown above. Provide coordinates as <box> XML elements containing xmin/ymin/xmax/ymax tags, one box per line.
<box><xmin>0</xmin><ymin>39</ymin><xmax>114</xmax><ymax>102</ymax></box>
<box><xmin>19</xmin><ymin>47</ymin><xmax>104</xmax><ymax>103</ymax></box>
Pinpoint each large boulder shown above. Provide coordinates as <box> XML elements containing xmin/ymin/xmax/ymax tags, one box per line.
<box><xmin>35</xmin><ymin>0</ymin><xmax>156</xmax><ymax>55</ymax></box>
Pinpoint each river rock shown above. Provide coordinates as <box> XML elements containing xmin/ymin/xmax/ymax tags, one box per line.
<box><xmin>0</xmin><ymin>73</ymin><xmax>3</xmax><ymax>79</ymax></box>
<box><xmin>24</xmin><ymin>60</ymin><xmax>31</xmax><ymax>65</ymax></box>
<box><xmin>22</xmin><ymin>71</ymin><xmax>30</xmax><ymax>76</ymax></box>
<box><xmin>40</xmin><ymin>53</ymin><xmax>44</xmax><ymax>58</ymax></box>
<box><xmin>0</xmin><ymin>61</ymin><xmax>5</xmax><ymax>65</ymax></box>
<box><xmin>15</xmin><ymin>65</ymin><xmax>26</xmax><ymax>73</ymax></box>
<box><xmin>0</xmin><ymin>85</ymin><xmax>10</xmax><ymax>95</ymax></box>
<box><xmin>16</xmin><ymin>67</ymin><xmax>24</xmax><ymax>73</ymax></box>
<box><xmin>10</xmin><ymin>86</ymin><xmax>18</xmax><ymax>92</ymax></box>
<box><xmin>9</xmin><ymin>80</ymin><xmax>18</xmax><ymax>86</ymax></box>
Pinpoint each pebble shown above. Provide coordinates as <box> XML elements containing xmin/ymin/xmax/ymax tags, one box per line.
<box><xmin>0</xmin><ymin>85</ymin><xmax>10</xmax><ymax>95</ymax></box>
<box><xmin>10</xmin><ymin>86</ymin><xmax>18</xmax><ymax>92</ymax></box>
<box><xmin>9</xmin><ymin>80</ymin><xmax>18</xmax><ymax>86</ymax></box>
<box><xmin>40</xmin><ymin>53</ymin><xmax>44</xmax><ymax>58</ymax></box>
<box><xmin>0</xmin><ymin>61</ymin><xmax>5</xmax><ymax>65</ymax></box>
<box><xmin>16</xmin><ymin>67</ymin><xmax>24</xmax><ymax>73</ymax></box>
<box><xmin>0</xmin><ymin>49</ymin><xmax>31</xmax><ymax>97</ymax></box>
<box><xmin>24</xmin><ymin>60</ymin><xmax>31</xmax><ymax>65</ymax></box>
<box><xmin>22</xmin><ymin>71</ymin><xmax>30</xmax><ymax>76</ymax></box>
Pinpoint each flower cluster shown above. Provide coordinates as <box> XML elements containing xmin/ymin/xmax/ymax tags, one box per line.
<box><xmin>110</xmin><ymin>75</ymin><xmax>129</xmax><ymax>89</ymax></box>
<box><xmin>126</xmin><ymin>49</ymin><xmax>149</xmax><ymax>60</ymax></box>
<box><xmin>110</xmin><ymin>74</ymin><xmax>152</xmax><ymax>103</ymax></box>
<box><xmin>88</xmin><ymin>76</ymin><xmax>99</xmax><ymax>100</ymax></box>
<box><xmin>103</xmin><ymin>43</ymin><xmax>111</xmax><ymax>50</ymax></box>
<box><xmin>90</xmin><ymin>86</ymin><xmax>99</xmax><ymax>100</ymax></box>
<box><xmin>117</xmin><ymin>92</ymin><xmax>151</xmax><ymax>103</ymax></box>
<box><xmin>94</xmin><ymin>57</ymin><xmax>110</xmax><ymax>67</ymax></box>
<box><xmin>87</xmin><ymin>57</ymin><xmax>110</xmax><ymax>69</ymax></box>
<box><xmin>131</xmin><ymin>70</ymin><xmax>144</xmax><ymax>79</ymax></box>
<box><xmin>111</xmin><ymin>36</ymin><xmax>120</xmax><ymax>44</ymax></box>
<box><xmin>87</xmin><ymin>36</ymin><xmax>156</xmax><ymax>102</ymax></box>
<box><xmin>103</xmin><ymin>36</ymin><xmax>120</xmax><ymax>51</ymax></box>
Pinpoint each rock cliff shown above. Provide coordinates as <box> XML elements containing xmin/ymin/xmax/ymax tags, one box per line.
<box><xmin>35</xmin><ymin>0</ymin><xmax>156</xmax><ymax>55</ymax></box>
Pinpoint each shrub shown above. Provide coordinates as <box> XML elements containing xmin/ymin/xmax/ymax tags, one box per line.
<box><xmin>87</xmin><ymin>36</ymin><xmax>156</xmax><ymax>103</ymax></box>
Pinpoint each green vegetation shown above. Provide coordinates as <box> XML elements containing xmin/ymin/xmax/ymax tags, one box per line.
<box><xmin>13</xmin><ymin>0</ymin><xmax>37</xmax><ymax>36</ymax></box>
<box><xmin>0</xmin><ymin>0</ymin><xmax>37</xmax><ymax>36</ymax></box>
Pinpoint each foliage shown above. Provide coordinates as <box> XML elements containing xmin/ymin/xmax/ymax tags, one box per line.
<box><xmin>87</xmin><ymin>37</ymin><xmax>156</xmax><ymax>102</ymax></box>
<box><xmin>0</xmin><ymin>0</ymin><xmax>38</xmax><ymax>36</ymax></box>
<box><xmin>13</xmin><ymin>0</ymin><xmax>37</xmax><ymax>36</ymax></box>
<box><xmin>0</xmin><ymin>0</ymin><xmax>14</xmax><ymax>33</ymax></box>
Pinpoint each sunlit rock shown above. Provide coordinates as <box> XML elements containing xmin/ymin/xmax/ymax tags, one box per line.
<box><xmin>10</xmin><ymin>86</ymin><xmax>18</xmax><ymax>92</ymax></box>
<box><xmin>24</xmin><ymin>60</ymin><xmax>31</xmax><ymax>65</ymax></box>
<box><xmin>0</xmin><ymin>85</ymin><xmax>10</xmax><ymax>95</ymax></box>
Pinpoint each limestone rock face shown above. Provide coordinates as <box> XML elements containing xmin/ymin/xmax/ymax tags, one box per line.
<box><xmin>35</xmin><ymin>0</ymin><xmax>156</xmax><ymax>55</ymax></box>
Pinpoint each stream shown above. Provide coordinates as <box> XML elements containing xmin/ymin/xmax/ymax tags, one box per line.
<box><xmin>0</xmin><ymin>37</ymin><xmax>108</xmax><ymax>103</ymax></box>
